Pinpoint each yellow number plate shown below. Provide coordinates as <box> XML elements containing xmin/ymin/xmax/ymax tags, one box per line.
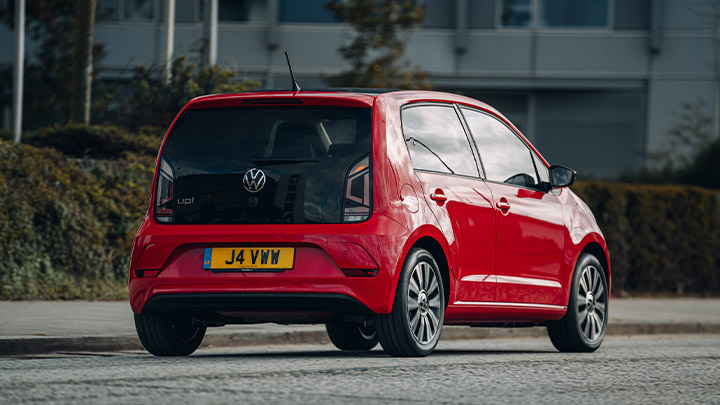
<box><xmin>203</xmin><ymin>248</ymin><xmax>295</xmax><ymax>270</ymax></box>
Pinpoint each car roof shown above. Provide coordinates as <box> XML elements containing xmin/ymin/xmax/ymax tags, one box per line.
<box><xmin>187</xmin><ymin>89</ymin><xmax>502</xmax><ymax>116</ymax></box>
<box><xmin>188</xmin><ymin>90</ymin><xmax>377</xmax><ymax>109</ymax></box>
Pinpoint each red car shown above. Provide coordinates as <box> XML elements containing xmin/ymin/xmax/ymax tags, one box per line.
<box><xmin>129</xmin><ymin>89</ymin><xmax>610</xmax><ymax>357</ymax></box>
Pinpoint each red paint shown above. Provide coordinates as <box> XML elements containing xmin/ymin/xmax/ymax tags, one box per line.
<box><xmin>485</xmin><ymin>181</ymin><xmax>566</xmax><ymax>305</ymax></box>
<box><xmin>129</xmin><ymin>90</ymin><xmax>610</xmax><ymax>326</ymax></box>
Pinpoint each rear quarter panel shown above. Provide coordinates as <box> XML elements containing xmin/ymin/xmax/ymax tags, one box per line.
<box><xmin>371</xmin><ymin>94</ymin><xmax>458</xmax><ymax>306</ymax></box>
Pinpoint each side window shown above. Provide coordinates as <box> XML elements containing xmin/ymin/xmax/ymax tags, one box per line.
<box><xmin>533</xmin><ymin>153</ymin><xmax>550</xmax><ymax>184</ymax></box>
<box><xmin>461</xmin><ymin>108</ymin><xmax>539</xmax><ymax>188</ymax></box>
<box><xmin>402</xmin><ymin>105</ymin><xmax>479</xmax><ymax>177</ymax></box>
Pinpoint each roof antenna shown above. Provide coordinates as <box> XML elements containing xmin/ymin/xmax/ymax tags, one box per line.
<box><xmin>285</xmin><ymin>51</ymin><xmax>301</xmax><ymax>92</ymax></box>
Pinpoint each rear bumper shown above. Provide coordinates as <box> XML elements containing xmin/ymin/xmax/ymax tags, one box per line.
<box><xmin>128</xmin><ymin>214</ymin><xmax>411</xmax><ymax>317</ymax></box>
<box><xmin>129</xmin><ymin>275</ymin><xmax>395</xmax><ymax>316</ymax></box>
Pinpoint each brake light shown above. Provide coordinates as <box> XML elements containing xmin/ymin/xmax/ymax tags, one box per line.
<box><xmin>155</xmin><ymin>158</ymin><xmax>175</xmax><ymax>223</ymax></box>
<box><xmin>343</xmin><ymin>155</ymin><xmax>371</xmax><ymax>222</ymax></box>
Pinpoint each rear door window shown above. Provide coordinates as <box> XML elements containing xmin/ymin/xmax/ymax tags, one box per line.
<box><xmin>402</xmin><ymin>105</ymin><xmax>479</xmax><ymax>177</ymax></box>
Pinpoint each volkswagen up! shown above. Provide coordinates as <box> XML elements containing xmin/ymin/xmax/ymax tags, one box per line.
<box><xmin>129</xmin><ymin>90</ymin><xmax>610</xmax><ymax>357</ymax></box>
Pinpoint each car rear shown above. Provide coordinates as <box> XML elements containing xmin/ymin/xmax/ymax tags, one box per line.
<box><xmin>129</xmin><ymin>92</ymin><xmax>409</xmax><ymax>326</ymax></box>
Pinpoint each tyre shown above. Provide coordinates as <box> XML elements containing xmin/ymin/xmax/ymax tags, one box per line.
<box><xmin>326</xmin><ymin>323</ymin><xmax>378</xmax><ymax>351</ymax></box>
<box><xmin>547</xmin><ymin>253</ymin><xmax>608</xmax><ymax>352</ymax></box>
<box><xmin>375</xmin><ymin>248</ymin><xmax>445</xmax><ymax>357</ymax></box>
<box><xmin>134</xmin><ymin>313</ymin><xmax>206</xmax><ymax>356</ymax></box>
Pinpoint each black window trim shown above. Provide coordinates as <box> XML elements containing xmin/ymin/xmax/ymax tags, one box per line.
<box><xmin>457</xmin><ymin>105</ymin><xmax>551</xmax><ymax>193</ymax></box>
<box><xmin>452</xmin><ymin>103</ymin><xmax>487</xmax><ymax>179</ymax></box>
<box><xmin>400</xmin><ymin>101</ymin><xmax>483</xmax><ymax>180</ymax></box>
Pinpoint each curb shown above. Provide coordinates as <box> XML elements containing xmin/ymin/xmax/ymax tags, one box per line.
<box><xmin>1</xmin><ymin>323</ymin><xmax>718</xmax><ymax>356</ymax></box>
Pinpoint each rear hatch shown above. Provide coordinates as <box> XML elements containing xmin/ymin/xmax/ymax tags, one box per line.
<box><xmin>155</xmin><ymin>105</ymin><xmax>372</xmax><ymax>225</ymax></box>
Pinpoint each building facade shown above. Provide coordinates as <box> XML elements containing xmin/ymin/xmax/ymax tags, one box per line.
<box><xmin>2</xmin><ymin>0</ymin><xmax>719</xmax><ymax>178</ymax></box>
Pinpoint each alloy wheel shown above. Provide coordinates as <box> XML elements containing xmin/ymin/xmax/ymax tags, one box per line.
<box><xmin>407</xmin><ymin>261</ymin><xmax>442</xmax><ymax>344</ymax></box>
<box><xmin>576</xmin><ymin>265</ymin><xmax>607</xmax><ymax>342</ymax></box>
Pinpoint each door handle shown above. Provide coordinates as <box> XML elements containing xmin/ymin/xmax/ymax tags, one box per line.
<box><xmin>495</xmin><ymin>199</ymin><xmax>511</xmax><ymax>214</ymax></box>
<box><xmin>430</xmin><ymin>189</ymin><xmax>447</xmax><ymax>204</ymax></box>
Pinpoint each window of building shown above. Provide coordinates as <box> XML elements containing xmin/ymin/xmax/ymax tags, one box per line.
<box><xmin>501</xmin><ymin>0</ymin><xmax>532</xmax><ymax>27</ymax></box>
<box><xmin>402</xmin><ymin>105</ymin><xmax>479</xmax><ymax>177</ymax></box>
<box><xmin>500</xmin><ymin>0</ymin><xmax>611</xmax><ymax>29</ymax></box>
<box><xmin>421</xmin><ymin>0</ymin><xmax>455</xmax><ymax>28</ymax></box>
<box><xmin>192</xmin><ymin>0</ymin><xmax>266</xmax><ymax>23</ymax></box>
<box><xmin>461</xmin><ymin>108</ymin><xmax>538</xmax><ymax>187</ymax></box>
<box><xmin>613</xmin><ymin>0</ymin><xmax>649</xmax><ymax>30</ymax></box>
<box><xmin>97</xmin><ymin>0</ymin><xmax>119</xmax><ymax>21</ymax></box>
<box><xmin>123</xmin><ymin>0</ymin><xmax>156</xmax><ymax>21</ymax></box>
<box><xmin>468</xmin><ymin>0</ymin><xmax>496</xmax><ymax>29</ymax></box>
<box><xmin>540</xmin><ymin>0</ymin><xmax>609</xmax><ymax>27</ymax></box>
<box><xmin>279</xmin><ymin>0</ymin><xmax>336</xmax><ymax>23</ymax></box>
<box><xmin>173</xmin><ymin>0</ymin><xmax>197</xmax><ymax>23</ymax></box>
<box><xmin>219</xmin><ymin>0</ymin><xmax>267</xmax><ymax>22</ymax></box>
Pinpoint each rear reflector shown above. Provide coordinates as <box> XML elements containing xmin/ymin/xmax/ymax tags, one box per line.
<box><xmin>134</xmin><ymin>270</ymin><xmax>159</xmax><ymax>278</ymax></box>
<box><xmin>341</xmin><ymin>269</ymin><xmax>378</xmax><ymax>277</ymax></box>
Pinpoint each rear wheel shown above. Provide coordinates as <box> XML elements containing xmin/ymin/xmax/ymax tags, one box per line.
<box><xmin>326</xmin><ymin>323</ymin><xmax>378</xmax><ymax>351</ymax></box>
<box><xmin>135</xmin><ymin>313</ymin><xmax>206</xmax><ymax>356</ymax></box>
<box><xmin>547</xmin><ymin>253</ymin><xmax>608</xmax><ymax>352</ymax></box>
<box><xmin>375</xmin><ymin>248</ymin><xmax>445</xmax><ymax>357</ymax></box>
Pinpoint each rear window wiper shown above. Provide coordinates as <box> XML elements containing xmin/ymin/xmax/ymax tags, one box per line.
<box><xmin>251</xmin><ymin>158</ymin><xmax>320</xmax><ymax>165</ymax></box>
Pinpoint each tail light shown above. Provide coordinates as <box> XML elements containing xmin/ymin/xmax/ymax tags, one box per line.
<box><xmin>155</xmin><ymin>158</ymin><xmax>175</xmax><ymax>223</ymax></box>
<box><xmin>343</xmin><ymin>155</ymin><xmax>371</xmax><ymax>222</ymax></box>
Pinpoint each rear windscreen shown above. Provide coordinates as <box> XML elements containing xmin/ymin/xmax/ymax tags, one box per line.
<box><xmin>161</xmin><ymin>106</ymin><xmax>372</xmax><ymax>224</ymax></box>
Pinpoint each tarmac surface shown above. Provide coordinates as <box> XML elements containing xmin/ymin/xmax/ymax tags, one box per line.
<box><xmin>1</xmin><ymin>335</ymin><xmax>718</xmax><ymax>404</ymax></box>
<box><xmin>0</xmin><ymin>298</ymin><xmax>718</xmax><ymax>355</ymax></box>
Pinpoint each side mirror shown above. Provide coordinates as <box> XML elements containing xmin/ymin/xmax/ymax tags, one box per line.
<box><xmin>549</xmin><ymin>165</ymin><xmax>576</xmax><ymax>188</ymax></box>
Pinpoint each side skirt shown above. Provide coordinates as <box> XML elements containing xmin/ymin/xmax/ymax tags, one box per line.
<box><xmin>444</xmin><ymin>301</ymin><xmax>567</xmax><ymax>325</ymax></box>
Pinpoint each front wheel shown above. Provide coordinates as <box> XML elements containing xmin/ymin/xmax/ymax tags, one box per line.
<box><xmin>547</xmin><ymin>253</ymin><xmax>608</xmax><ymax>352</ymax></box>
<box><xmin>135</xmin><ymin>313</ymin><xmax>206</xmax><ymax>356</ymax></box>
<box><xmin>375</xmin><ymin>248</ymin><xmax>445</xmax><ymax>357</ymax></box>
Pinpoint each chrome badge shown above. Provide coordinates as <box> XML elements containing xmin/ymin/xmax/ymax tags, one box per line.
<box><xmin>243</xmin><ymin>168</ymin><xmax>266</xmax><ymax>193</ymax></box>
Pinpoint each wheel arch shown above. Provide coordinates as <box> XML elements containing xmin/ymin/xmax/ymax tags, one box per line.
<box><xmin>392</xmin><ymin>225</ymin><xmax>455</xmax><ymax>311</ymax></box>
<box><xmin>561</xmin><ymin>234</ymin><xmax>611</xmax><ymax>306</ymax></box>
<box><xmin>580</xmin><ymin>241</ymin><xmax>611</xmax><ymax>294</ymax></box>
<box><xmin>411</xmin><ymin>236</ymin><xmax>452</xmax><ymax>309</ymax></box>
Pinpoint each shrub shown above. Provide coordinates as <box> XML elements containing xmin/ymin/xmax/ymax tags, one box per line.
<box><xmin>23</xmin><ymin>124</ymin><xmax>164</xmax><ymax>159</ymax></box>
<box><xmin>0</xmin><ymin>139</ymin><xmax>154</xmax><ymax>299</ymax></box>
<box><xmin>119</xmin><ymin>56</ymin><xmax>261</xmax><ymax>130</ymax></box>
<box><xmin>573</xmin><ymin>181</ymin><xmax>720</xmax><ymax>295</ymax></box>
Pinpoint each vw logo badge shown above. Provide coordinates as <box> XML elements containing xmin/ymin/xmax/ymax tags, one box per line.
<box><xmin>243</xmin><ymin>168</ymin><xmax>266</xmax><ymax>193</ymax></box>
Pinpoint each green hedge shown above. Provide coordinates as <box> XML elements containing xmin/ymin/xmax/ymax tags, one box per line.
<box><xmin>24</xmin><ymin>124</ymin><xmax>165</xmax><ymax>159</ymax></box>
<box><xmin>0</xmin><ymin>124</ymin><xmax>164</xmax><ymax>159</ymax></box>
<box><xmin>573</xmin><ymin>182</ymin><xmax>720</xmax><ymax>295</ymax></box>
<box><xmin>0</xmin><ymin>139</ymin><xmax>154</xmax><ymax>299</ymax></box>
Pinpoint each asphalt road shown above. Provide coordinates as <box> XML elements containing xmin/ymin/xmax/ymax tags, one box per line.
<box><xmin>1</xmin><ymin>335</ymin><xmax>718</xmax><ymax>404</ymax></box>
